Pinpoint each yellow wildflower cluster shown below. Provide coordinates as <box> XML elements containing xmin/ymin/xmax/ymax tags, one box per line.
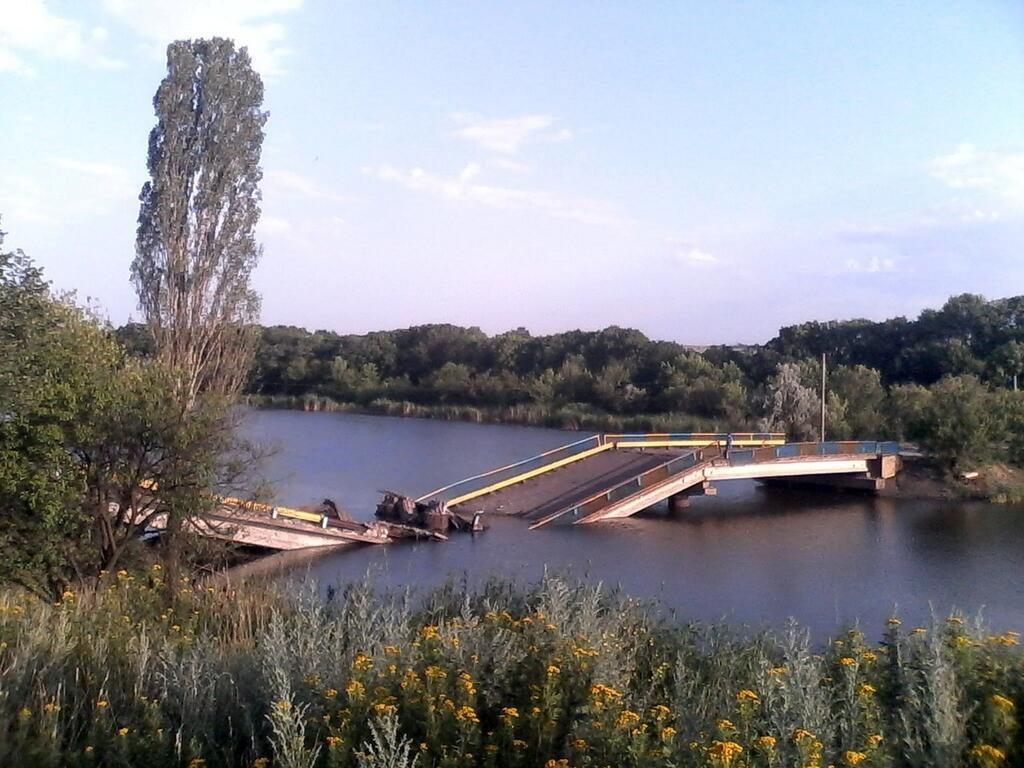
<box><xmin>616</xmin><ymin>710</ymin><xmax>641</xmax><ymax>729</ymax></box>
<box><xmin>867</xmin><ymin>734</ymin><xmax>884</xmax><ymax>747</ymax></box>
<box><xmin>755</xmin><ymin>735</ymin><xmax>776</xmax><ymax>751</ymax></box>
<box><xmin>843</xmin><ymin>751</ymin><xmax>867</xmax><ymax>765</ymax></box>
<box><xmin>969</xmin><ymin>744</ymin><xmax>1006</xmax><ymax>765</ymax></box>
<box><xmin>455</xmin><ymin>705</ymin><xmax>479</xmax><ymax>724</ymax></box>
<box><xmin>425</xmin><ymin>665</ymin><xmax>446</xmax><ymax>680</ymax></box>
<box><xmin>420</xmin><ymin>625</ymin><xmax>441</xmax><ymax>641</ymax></box>
<box><xmin>589</xmin><ymin>683</ymin><xmax>623</xmax><ymax>706</ymax></box>
<box><xmin>501</xmin><ymin>707</ymin><xmax>519</xmax><ymax>725</ymax></box>
<box><xmin>839</xmin><ymin>656</ymin><xmax>856</xmax><ymax>667</ymax></box>
<box><xmin>708</xmin><ymin>740</ymin><xmax>743</xmax><ymax>764</ymax></box>
<box><xmin>352</xmin><ymin>653</ymin><xmax>373</xmax><ymax>672</ymax></box>
<box><xmin>345</xmin><ymin>680</ymin><xmax>365</xmax><ymax>699</ymax></box>
<box><xmin>572</xmin><ymin>645</ymin><xmax>599</xmax><ymax>659</ymax></box>
<box><xmin>736</xmin><ymin>689</ymin><xmax>759</xmax><ymax>704</ymax></box>
<box><xmin>650</xmin><ymin>704</ymin><xmax>671</xmax><ymax>719</ymax></box>
<box><xmin>991</xmin><ymin>693</ymin><xmax>1014</xmax><ymax>711</ymax></box>
<box><xmin>858</xmin><ymin>683</ymin><xmax>876</xmax><ymax>697</ymax></box>
<box><xmin>989</xmin><ymin>632</ymin><xmax>1020</xmax><ymax>647</ymax></box>
<box><xmin>325</xmin><ymin>735</ymin><xmax>343</xmax><ymax>748</ymax></box>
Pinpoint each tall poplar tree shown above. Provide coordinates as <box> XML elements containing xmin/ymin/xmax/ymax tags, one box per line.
<box><xmin>133</xmin><ymin>38</ymin><xmax>267</xmax><ymax>408</ymax></box>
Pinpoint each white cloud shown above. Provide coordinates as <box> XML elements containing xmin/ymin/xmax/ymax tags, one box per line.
<box><xmin>676</xmin><ymin>248</ymin><xmax>718</xmax><ymax>267</ymax></box>
<box><xmin>452</xmin><ymin>113</ymin><xmax>572</xmax><ymax>154</ymax></box>
<box><xmin>264</xmin><ymin>169</ymin><xmax>346</xmax><ymax>202</ymax></box>
<box><xmin>258</xmin><ymin>214</ymin><xmax>291</xmax><ymax>234</ymax></box>
<box><xmin>928</xmin><ymin>143</ymin><xmax>1024</xmax><ymax>208</ymax></box>
<box><xmin>0</xmin><ymin>174</ymin><xmax>53</xmax><ymax>223</ymax></box>
<box><xmin>365</xmin><ymin>164</ymin><xmax>630</xmax><ymax>228</ymax></box>
<box><xmin>0</xmin><ymin>0</ymin><xmax>123</xmax><ymax>75</ymax></box>
<box><xmin>844</xmin><ymin>255</ymin><xmax>895</xmax><ymax>274</ymax></box>
<box><xmin>100</xmin><ymin>0</ymin><xmax>303</xmax><ymax>77</ymax></box>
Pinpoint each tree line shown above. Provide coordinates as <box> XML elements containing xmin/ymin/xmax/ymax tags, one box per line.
<box><xmin>148</xmin><ymin>292</ymin><xmax>1023</xmax><ymax>470</ymax></box>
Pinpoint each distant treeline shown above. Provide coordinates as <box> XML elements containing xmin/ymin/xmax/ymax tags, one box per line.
<box><xmin>118</xmin><ymin>293</ymin><xmax>1024</xmax><ymax>470</ymax></box>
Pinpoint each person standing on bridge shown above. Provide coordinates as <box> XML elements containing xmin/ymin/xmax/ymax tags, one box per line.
<box><xmin>725</xmin><ymin>432</ymin><xmax>734</xmax><ymax>460</ymax></box>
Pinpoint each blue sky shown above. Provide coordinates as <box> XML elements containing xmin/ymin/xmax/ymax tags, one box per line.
<box><xmin>2</xmin><ymin>1</ymin><xmax>1023</xmax><ymax>343</ymax></box>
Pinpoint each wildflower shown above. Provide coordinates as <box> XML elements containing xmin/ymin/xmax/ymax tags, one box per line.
<box><xmin>456</xmin><ymin>705</ymin><xmax>479</xmax><ymax>724</ymax></box>
<box><xmin>858</xmin><ymin>683</ymin><xmax>877</xmax><ymax>697</ymax></box>
<box><xmin>573</xmin><ymin>738</ymin><xmax>588</xmax><ymax>749</ymax></box>
<box><xmin>650</xmin><ymin>704</ymin><xmax>671</xmax><ymax>718</ymax></box>
<box><xmin>662</xmin><ymin>726</ymin><xmax>677</xmax><ymax>741</ymax></box>
<box><xmin>547</xmin><ymin>664</ymin><xmax>560</xmax><ymax>676</ymax></box>
<box><xmin>43</xmin><ymin>702</ymin><xmax>60</xmax><ymax>714</ymax></box>
<box><xmin>304</xmin><ymin>674</ymin><xmax>321</xmax><ymax>686</ymax></box>
<box><xmin>886</xmin><ymin>617</ymin><xmax>901</xmax><ymax>627</ymax></box>
<box><xmin>419</xmin><ymin>743</ymin><xmax>429</xmax><ymax>751</ymax></box>
<box><xmin>353</xmin><ymin>653</ymin><xmax>373</xmax><ymax>672</ymax></box>
<box><xmin>545</xmin><ymin>760</ymin><xmax>569</xmax><ymax>768</ymax></box>
<box><xmin>252</xmin><ymin>760</ymin><xmax>269</xmax><ymax>768</ymax></box>
<box><xmin>947</xmin><ymin>616</ymin><xmax>964</xmax><ymax>626</ymax></box>
<box><xmin>171</xmin><ymin>624</ymin><xmax>181</xmax><ymax>632</ymax></box>
<box><xmin>843</xmin><ymin>751</ymin><xmax>867</xmax><ymax>765</ymax></box>
<box><xmin>954</xmin><ymin>635</ymin><xmax>973</xmax><ymax>648</ymax></box>
<box><xmin>118</xmin><ymin>727</ymin><xmax>129</xmax><ymax>737</ymax></box>
<box><xmin>85</xmin><ymin>746</ymin><xmax>94</xmax><ymax>754</ymax></box>
<box><xmin>736</xmin><ymin>689</ymin><xmax>760</xmax><ymax>704</ymax></box>
<box><xmin>420</xmin><ymin>625</ymin><xmax>441</xmax><ymax>640</ymax></box>
<box><xmin>501</xmin><ymin>707</ymin><xmax>519</xmax><ymax>725</ymax></box>
<box><xmin>969</xmin><ymin>745</ymin><xmax>1005</xmax><ymax>765</ymax></box>
<box><xmin>373</xmin><ymin>702</ymin><xmax>398</xmax><ymax>717</ymax></box>
<box><xmin>323</xmin><ymin>688</ymin><xmax>338</xmax><ymax>699</ymax></box>
<box><xmin>589</xmin><ymin>683</ymin><xmax>623</xmax><ymax>702</ymax></box>
<box><xmin>513</xmin><ymin>739</ymin><xmax>527</xmax><ymax>748</ymax></box>
<box><xmin>867</xmin><ymin>734</ymin><xmax>884</xmax><ymax>747</ymax></box>
<box><xmin>485</xmin><ymin>744</ymin><xmax>499</xmax><ymax>754</ymax></box>
<box><xmin>18</xmin><ymin>707</ymin><xmax>32</xmax><ymax>719</ymax></box>
<box><xmin>116</xmin><ymin>569</ymin><xmax>130</xmax><ymax>579</ymax></box>
<box><xmin>991</xmin><ymin>694</ymin><xmax>1014</xmax><ymax>711</ymax></box>
<box><xmin>708</xmin><ymin>740</ymin><xmax>743</xmax><ymax>763</ymax></box>
<box><xmin>616</xmin><ymin>710</ymin><xmax>641</xmax><ymax>729</ymax></box>
<box><xmin>769</xmin><ymin>666</ymin><xmax>788</xmax><ymax>675</ymax></box>
<box><xmin>861</xmin><ymin>651</ymin><xmax>878</xmax><ymax>662</ymax></box>
<box><xmin>96</xmin><ymin>699</ymin><xmax>109</xmax><ymax>709</ymax></box>
<box><xmin>188</xmin><ymin>759</ymin><xmax>206</xmax><ymax>768</ymax></box>
<box><xmin>990</xmin><ymin>632</ymin><xmax>1020</xmax><ymax>646</ymax></box>
<box><xmin>383</xmin><ymin>645</ymin><xmax>400</xmax><ymax>655</ymax></box>
<box><xmin>425</xmin><ymin>665</ymin><xmax>446</xmax><ymax>680</ymax></box>
<box><xmin>61</xmin><ymin>590</ymin><xmax>75</xmax><ymax>601</ymax></box>
<box><xmin>839</xmin><ymin>656</ymin><xmax>856</xmax><ymax>666</ymax></box>
<box><xmin>716</xmin><ymin>719</ymin><xmax>735</xmax><ymax>731</ymax></box>
<box><xmin>325</xmin><ymin>736</ymin><xmax>343</xmax><ymax>748</ymax></box>
<box><xmin>274</xmin><ymin>700</ymin><xmax>292</xmax><ymax>712</ymax></box>
<box><xmin>912</xmin><ymin>627</ymin><xmax>927</xmax><ymax>635</ymax></box>
<box><xmin>755</xmin><ymin>735</ymin><xmax>777</xmax><ymax>751</ymax></box>
<box><xmin>151</xmin><ymin>563</ymin><xmax>162</xmax><ymax>571</ymax></box>
<box><xmin>345</xmin><ymin>680</ymin><xmax>365</xmax><ymax>699</ymax></box>
<box><xmin>794</xmin><ymin>729</ymin><xmax>816</xmax><ymax>741</ymax></box>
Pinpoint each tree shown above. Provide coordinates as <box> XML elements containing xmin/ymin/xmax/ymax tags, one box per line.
<box><xmin>760</xmin><ymin>362</ymin><xmax>819</xmax><ymax>440</ymax></box>
<box><xmin>917</xmin><ymin>375</ymin><xmax>1000</xmax><ymax>469</ymax></box>
<box><xmin>133</xmin><ymin>38</ymin><xmax>267</xmax><ymax>409</ymax></box>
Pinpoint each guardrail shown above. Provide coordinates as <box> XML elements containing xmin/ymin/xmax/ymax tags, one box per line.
<box><xmin>528</xmin><ymin>440</ymin><xmax>901</xmax><ymax>528</ymax></box>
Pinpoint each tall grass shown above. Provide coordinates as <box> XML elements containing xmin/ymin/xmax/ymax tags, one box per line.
<box><xmin>0</xmin><ymin>572</ymin><xmax>1019</xmax><ymax>767</ymax></box>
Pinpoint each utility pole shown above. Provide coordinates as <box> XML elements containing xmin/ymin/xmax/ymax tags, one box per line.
<box><xmin>820</xmin><ymin>352</ymin><xmax>827</xmax><ymax>443</ymax></box>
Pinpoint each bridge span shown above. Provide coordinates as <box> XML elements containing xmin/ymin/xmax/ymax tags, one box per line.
<box><xmin>420</xmin><ymin>433</ymin><xmax>902</xmax><ymax>529</ymax></box>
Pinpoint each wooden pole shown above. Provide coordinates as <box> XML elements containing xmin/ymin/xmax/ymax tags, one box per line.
<box><xmin>820</xmin><ymin>352</ymin><xmax>827</xmax><ymax>442</ymax></box>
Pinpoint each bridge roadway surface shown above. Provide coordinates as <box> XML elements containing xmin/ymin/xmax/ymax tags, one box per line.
<box><xmin>451</xmin><ymin>447</ymin><xmax>683</xmax><ymax>519</ymax></box>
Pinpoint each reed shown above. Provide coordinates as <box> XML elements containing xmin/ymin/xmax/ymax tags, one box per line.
<box><xmin>0</xmin><ymin>572</ymin><xmax>1018</xmax><ymax>767</ymax></box>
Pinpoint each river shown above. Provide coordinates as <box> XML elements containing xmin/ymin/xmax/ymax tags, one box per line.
<box><xmin>241</xmin><ymin>408</ymin><xmax>1024</xmax><ymax>638</ymax></box>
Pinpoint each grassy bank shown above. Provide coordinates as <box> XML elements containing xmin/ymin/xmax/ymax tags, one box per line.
<box><xmin>0</xmin><ymin>573</ymin><xmax>1020</xmax><ymax>767</ymax></box>
<box><xmin>245</xmin><ymin>394</ymin><xmax>728</xmax><ymax>434</ymax></box>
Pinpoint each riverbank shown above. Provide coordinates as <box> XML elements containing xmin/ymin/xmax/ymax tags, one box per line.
<box><xmin>245</xmin><ymin>393</ymin><xmax>727</xmax><ymax>433</ymax></box>
<box><xmin>1</xmin><ymin>573</ymin><xmax>1019</xmax><ymax>768</ymax></box>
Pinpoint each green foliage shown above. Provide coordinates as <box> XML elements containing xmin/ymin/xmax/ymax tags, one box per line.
<box><xmin>916</xmin><ymin>375</ymin><xmax>1003</xmax><ymax>469</ymax></box>
<box><xmin>0</xmin><ymin>575</ymin><xmax>1019</xmax><ymax>768</ymax></box>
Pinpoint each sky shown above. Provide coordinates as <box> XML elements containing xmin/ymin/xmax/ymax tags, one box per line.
<box><xmin>1</xmin><ymin>1</ymin><xmax>1023</xmax><ymax>345</ymax></box>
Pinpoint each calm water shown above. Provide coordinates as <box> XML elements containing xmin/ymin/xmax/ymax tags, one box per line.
<box><xmin>241</xmin><ymin>408</ymin><xmax>1024</xmax><ymax>638</ymax></box>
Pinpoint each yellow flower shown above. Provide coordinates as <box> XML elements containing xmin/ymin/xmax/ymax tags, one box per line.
<box><xmin>116</xmin><ymin>569</ymin><xmax>130</xmax><ymax>579</ymax></box>
<box><xmin>325</xmin><ymin>736</ymin><xmax>343</xmax><ymax>748</ymax></box>
<box><xmin>373</xmin><ymin>702</ymin><xmax>398</xmax><ymax>716</ymax></box>
<box><xmin>970</xmin><ymin>744</ymin><xmax>1005</xmax><ymax>764</ymax></box>
<box><xmin>456</xmin><ymin>705</ymin><xmax>479</xmax><ymax>724</ymax></box>
<box><xmin>43</xmin><ymin>702</ymin><xmax>60</xmax><ymax>714</ymax></box>
<box><xmin>858</xmin><ymin>683</ymin><xmax>877</xmax><ymax>697</ymax></box>
<box><xmin>867</xmin><ymin>734</ymin><xmax>884</xmax><ymax>747</ymax></box>
<box><xmin>353</xmin><ymin>653</ymin><xmax>373</xmax><ymax>672</ymax></box>
<box><xmin>990</xmin><ymin>632</ymin><xmax>1020</xmax><ymax>647</ymax></box>
<box><xmin>650</xmin><ymin>703</ymin><xmax>672</xmax><ymax>718</ymax></box>
<box><xmin>947</xmin><ymin>616</ymin><xmax>964</xmax><ymax>626</ymax></box>
<box><xmin>843</xmin><ymin>751</ymin><xmax>867</xmax><ymax>765</ymax></box>
<box><xmin>708</xmin><ymin>740</ymin><xmax>743</xmax><ymax>764</ymax></box>
<box><xmin>151</xmin><ymin>563</ymin><xmax>163</xmax><ymax>571</ymax></box>
<box><xmin>769</xmin><ymin>666</ymin><xmax>788</xmax><ymax>675</ymax></box>
<box><xmin>912</xmin><ymin>627</ymin><xmax>927</xmax><ymax>635</ymax></box>
<box><xmin>991</xmin><ymin>694</ymin><xmax>1014</xmax><ymax>711</ymax></box>
<box><xmin>274</xmin><ymin>699</ymin><xmax>292</xmax><ymax>712</ymax></box>
<box><xmin>18</xmin><ymin>707</ymin><xmax>32</xmax><ymax>719</ymax></box>
<box><xmin>251</xmin><ymin>760</ymin><xmax>269</xmax><ymax>768</ymax></box>
<box><xmin>420</xmin><ymin>625</ymin><xmax>440</xmax><ymax>640</ymax></box>
<box><xmin>383</xmin><ymin>645</ymin><xmax>400</xmax><ymax>655</ymax></box>
<box><xmin>513</xmin><ymin>739</ymin><xmax>527</xmax><ymax>748</ymax></box>
<box><xmin>839</xmin><ymin>656</ymin><xmax>856</xmax><ymax>666</ymax></box>
<box><xmin>573</xmin><ymin>738</ymin><xmax>588</xmax><ymax>749</ymax></box>
<box><xmin>345</xmin><ymin>680</ymin><xmax>365</xmax><ymax>699</ymax></box>
<box><xmin>96</xmin><ymin>699</ymin><xmax>109</xmax><ymax>709</ymax></box>
<box><xmin>425</xmin><ymin>665</ymin><xmax>446</xmax><ymax>680</ymax></box>
<box><xmin>85</xmin><ymin>746</ymin><xmax>94</xmax><ymax>754</ymax></box>
<box><xmin>716</xmin><ymin>718</ymin><xmax>735</xmax><ymax>731</ymax></box>
<box><xmin>118</xmin><ymin>727</ymin><xmax>129</xmax><ymax>737</ymax></box>
<box><xmin>861</xmin><ymin>651</ymin><xmax>878</xmax><ymax>662</ymax></box>
<box><xmin>662</xmin><ymin>726</ymin><xmax>677</xmax><ymax>741</ymax></box>
<box><xmin>755</xmin><ymin>735</ymin><xmax>777</xmax><ymax>751</ymax></box>
<box><xmin>323</xmin><ymin>688</ymin><xmax>338</xmax><ymax>699</ymax></box>
<box><xmin>886</xmin><ymin>617</ymin><xmax>901</xmax><ymax>627</ymax></box>
<box><xmin>547</xmin><ymin>664</ymin><xmax>560</xmax><ymax>676</ymax></box>
<box><xmin>188</xmin><ymin>759</ymin><xmax>206</xmax><ymax>768</ymax></box>
<box><xmin>501</xmin><ymin>706</ymin><xmax>519</xmax><ymax>725</ymax></box>
<box><xmin>616</xmin><ymin>710</ymin><xmax>641</xmax><ymax>729</ymax></box>
<box><xmin>61</xmin><ymin>590</ymin><xmax>75</xmax><ymax>601</ymax></box>
<box><xmin>794</xmin><ymin>729</ymin><xmax>816</xmax><ymax>741</ymax></box>
<box><xmin>545</xmin><ymin>760</ymin><xmax>569</xmax><ymax>768</ymax></box>
<box><xmin>736</xmin><ymin>689</ymin><xmax>760</xmax><ymax>703</ymax></box>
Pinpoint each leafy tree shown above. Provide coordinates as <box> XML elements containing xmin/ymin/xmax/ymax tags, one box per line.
<box><xmin>917</xmin><ymin>375</ymin><xmax>1000</xmax><ymax>469</ymax></box>
<box><xmin>760</xmin><ymin>363</ymin><xmax>819</xmax><ymax>440</ymax></box>
<box><xmin>828</xmin><ymin>365</ymin><xmax>886</xmax><ymax>438</ymax></box>
<box><xmin>133</xmin><ymin>37</ymin><xmax>267</xmax><ymax>409</ymax></box>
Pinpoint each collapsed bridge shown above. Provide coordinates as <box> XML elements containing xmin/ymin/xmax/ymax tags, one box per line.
<box><xmin>419</xmin><ymin>433</ymin><xmax>902</xmax><ymax>529</ymax></box>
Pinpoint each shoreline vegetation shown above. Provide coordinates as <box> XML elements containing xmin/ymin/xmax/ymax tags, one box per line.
<box><xmin>1</xmin><ymin>574</ymin><xmax>1020</xmax><ymax>768</ymax></box>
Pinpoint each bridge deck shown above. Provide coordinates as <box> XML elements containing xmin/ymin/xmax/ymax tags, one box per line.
<box><xmin>451</xmin><ymin>448</ymin><xmax>680</xmax><ymax>518</ymax></box>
